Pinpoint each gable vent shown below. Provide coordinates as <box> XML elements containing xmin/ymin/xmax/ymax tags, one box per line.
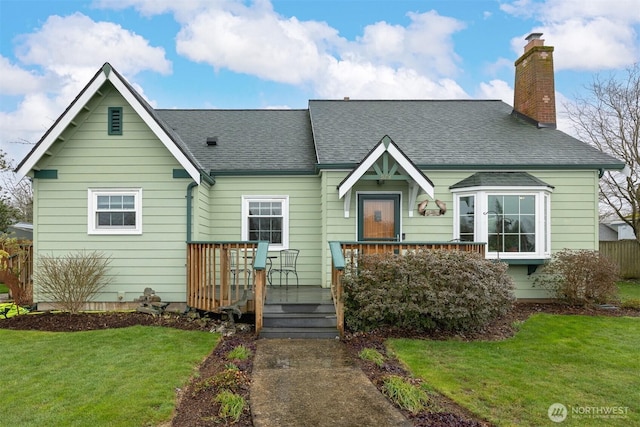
<box><xmin>108</xmin><ymin>107</ymin><xmax>123</xmax><ymax>135</ymax></box>
<box><xmin>206</xmin><ymin>137</ymin><xmax>218</xmax><ymax>146</ymax></box>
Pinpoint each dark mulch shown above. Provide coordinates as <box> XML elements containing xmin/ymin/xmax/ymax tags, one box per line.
<box><xmin>1</xmin><ymin>303</ymin><xmax>638</xmax><ymax>426</ymax></box>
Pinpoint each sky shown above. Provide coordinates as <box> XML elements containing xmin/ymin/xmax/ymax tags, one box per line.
<box><xmin>1</xmin><ymin>0</ymin><xmax>639</xmax><ymax>164</ymax></box>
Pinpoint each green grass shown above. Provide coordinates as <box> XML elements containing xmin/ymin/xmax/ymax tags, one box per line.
<box><xmin>214</xmin><ymin>390</ymin><xmax>246</xmax><ymax>423</ymax></box>
<box><xmin>382</xmin><ymin>375</ymin><xmax>430</xmax><ymax>414</ymax></box>
<box><xmin>0</xmin><ymin>283</ymin><xmax>9</xmax><ymax>293</ymax></box>
<box><xmin>0</xmin><ymin>325</ymin><xmax>218</xmax><ymax>426</ymax></box>
<box><xmin>389</xmin><ymin>314</ymin><xmax>640</xmax><ymax>426</ymax></box>
<box><xmin>227</xmin><ymin>344</ymin><xmax>252</xmax><ymax>361</ymax></box>
<box><xmin>618</xmin><ymin>280</ymin><xmax>640</xmax><ymax>301</ymax></box>
<box><xmin>358</xmin><ymin>347</ymin><xmax>385</xmax><ymax>367</ymax></box>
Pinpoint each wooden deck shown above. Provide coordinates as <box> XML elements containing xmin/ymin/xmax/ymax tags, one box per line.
<box><xmin>187</xmin><ymin>240</ymin><xmax>486</xmax><ymax>336</ymax></box>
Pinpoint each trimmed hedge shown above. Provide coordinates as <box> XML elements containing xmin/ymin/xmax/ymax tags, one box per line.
<box><xmin>343</xmin><ymin>250</ymin><xmax>515</xmax><ymax>332</ymax></box>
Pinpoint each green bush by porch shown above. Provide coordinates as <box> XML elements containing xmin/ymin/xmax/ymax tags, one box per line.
<box><xmin>389</xmin><ymin>314</ymin><xmax>640</xmax><ymax>426</ymax></box>
<box><xmin>343</xmin><ymin>250</ymin><xmax>515</xmax><ymax>332</ymax></box>
<box><xmin>0</xmin><ymin>326</ymin><xmax>217</xmax><ymax>426</ymax></box>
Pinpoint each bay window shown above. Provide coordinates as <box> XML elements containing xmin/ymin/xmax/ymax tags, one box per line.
<box><xmin>451</xmin><ymin>173</ymin><xmax>553</xmax><ymax>260</ymax></box>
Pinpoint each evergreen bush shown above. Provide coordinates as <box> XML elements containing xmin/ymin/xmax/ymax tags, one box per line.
<box><xmin>343</xmin><ymin>250</ymin><xmax>515</xmax><ymax>332</ymax></box>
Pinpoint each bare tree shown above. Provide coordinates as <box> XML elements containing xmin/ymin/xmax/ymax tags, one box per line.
<box><xmin>565</xmin><ymin>64</ymin><xmax>640</xmax><ymax>243</ymax></box>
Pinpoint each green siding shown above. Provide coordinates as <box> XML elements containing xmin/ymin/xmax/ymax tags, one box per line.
<box><xmin>321</xmin><ymin>169</ymin><xmax>600</xmax><ymax>298</ymax></box>
<box><xmin>32</xmin><ymin>84</ymin><xmax>189</xmax><ymax>303</ymax></box>
<box><xmin>29</xmin><ymin>80</ymin><xmax>602</xmax><ymax>304</ymax></box>
<box><xmin>207</xmin><ymin>176</ymin><xmax>322</xmax><ymax>286</ymax></box>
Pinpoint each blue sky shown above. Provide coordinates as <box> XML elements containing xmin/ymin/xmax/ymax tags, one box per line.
<box><xmin>1</xmin><ymin>0</ymin><xmax>639</xmax><ymax>163</ymax></box>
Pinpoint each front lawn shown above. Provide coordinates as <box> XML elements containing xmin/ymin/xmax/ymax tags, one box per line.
<box><xmin>0</xmin><ymin>326</ymin><xmax>217</xmax><ymax>426</ymax></box>
<box><xmin>389</xmin><ymin>314</ymin><xmax>640</xmax><ymax>426</ymax></box>
<box><xmin>618</xmin><ymin>279</ymin><xmax>640</xmax><ymax>301</ymax></box>
<box><xmin>0</xmin><ymin>283</ymin><xmax>9</xmax><ymax>293</ymax></box>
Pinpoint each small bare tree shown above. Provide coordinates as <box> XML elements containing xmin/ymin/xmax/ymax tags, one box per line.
<box><xmin>565</xmin><ymin>63</ymin><xmax>640</xmax><ymax>243</ymax></box>
<box><xmin>35</xmin><ymin>251</ymin><xmax>113</xmax><ymax>314</ymax></box>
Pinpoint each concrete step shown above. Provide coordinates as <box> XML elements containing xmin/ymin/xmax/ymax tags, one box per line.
<box><xmin>259</xmin><ymin>327</ymin><xmax>340</xmax><ymax>339</ymax></box>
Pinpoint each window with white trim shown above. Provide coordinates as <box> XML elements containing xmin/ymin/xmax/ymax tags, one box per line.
<box><xmin>241</xmin><ymin>196</ymin><xmax>289</xmax><ymax>249</ymax></box>
<box><xmin>88</xmin><ymin>189</ymin><xmax>142</xmax><ymax>235</ymax></box>
<box><xmin>452</xmin><ymin>189</ymin><xmax>551</xmax><ymax>260</ymax></box>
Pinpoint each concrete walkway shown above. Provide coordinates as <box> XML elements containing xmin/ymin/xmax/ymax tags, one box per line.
<box><xmin>250</xmin><ymin>339</ymin><xmax>411</xmax><ymax>427</ymax></box>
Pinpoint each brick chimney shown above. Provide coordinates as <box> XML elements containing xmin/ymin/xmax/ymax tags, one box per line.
<box><xmin>513</xmin><ymin>33</ymin><xmax>556</xmax><ymax>128</ymax></box>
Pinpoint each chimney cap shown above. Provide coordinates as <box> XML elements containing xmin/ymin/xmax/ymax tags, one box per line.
<box><xmin>526</xmin><ymin>32</ymin><xmax>543</xmax><ymax>42</ymax></box>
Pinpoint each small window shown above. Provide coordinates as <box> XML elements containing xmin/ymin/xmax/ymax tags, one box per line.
<box><xmin>88</xmin><ymin>189</ymin><xmax>142</xmax><ymax>235</ymax></box>
<box><xmin>241</xmin><ymin>196</ymin><xmax>289</xmax><ymax>249</ymax></box>
<box><xmin>108</xmin><ymin>107</ymin><xmax>123</xmax><ymax>135</ymax></box>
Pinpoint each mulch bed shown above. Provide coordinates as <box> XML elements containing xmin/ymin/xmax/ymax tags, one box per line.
<box><xmin>1</xmin><ymin>303</ymin><xmax>638</xmax><ymax>426</ymax></box>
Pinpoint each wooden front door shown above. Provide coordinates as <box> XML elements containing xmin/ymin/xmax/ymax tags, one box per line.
<box><xmin>358</xmin><ymin>194</ymin><xmax>400</xmax><ymax>241</ymax></box>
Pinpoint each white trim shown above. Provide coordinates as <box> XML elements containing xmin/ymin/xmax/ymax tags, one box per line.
<box><xmin>337</xmin><ymin>137</ymin><xmax>434</xmax><ymax>200</ymax></box>
<box><xmin>88</xmin><ymin>188</ymin><xmax>142</xmax><ymax>235</ymax></box>
<box><xmin>108</xmin><ymin>74</ymin><xmax>201</xmax><ymax>183</ymax></box>
<box><xmin>241</xmin><ymin>195</ymin><xmax>289</xmax><ymax>250</ymax></box>
<box><xmin>453</xmin><ymin>189</ymin><xmax>552</xmax><ymax>260</ymax></box>
<box><xmin>338</xmin><ymin>144</ymin><xmax>386</xmax><ymax>199</ymax></box>
<box><xmin>17</xmin><ymin>65</ymin><xmax>201</xmax><ymax>184</ymax></box>
<box><xmin>16</xmin><ymin>73</ymin><xmax>108</xmax><ymax>179</ymax></box>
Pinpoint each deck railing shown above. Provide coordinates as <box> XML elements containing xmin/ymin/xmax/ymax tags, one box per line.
<box><xmin>186</xmin><ymin>241</ymin><xmax>269</xmax><ymax>335</ymax></box>
<box><xmin>329</xmin><ymin>241</ymin><xmax>486</xmax><ymax>337</ymax></box>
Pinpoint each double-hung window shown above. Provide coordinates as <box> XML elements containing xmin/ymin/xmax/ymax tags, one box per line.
<box><xmin>451</xmin><ymin>173</ymin><xmax>553</xmax><ymax>260</ymax></box>
<box><xmin>241</xmin><ymin>196</ymin><xmax>289</xmax><ymax>249</ymax></box>
<box><xmin>88</xmin><ymin>188</ymin><xmax>142</xmax><ymax>235</ymax></box>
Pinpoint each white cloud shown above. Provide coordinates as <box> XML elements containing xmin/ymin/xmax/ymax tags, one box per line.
<box><xmin>164</xmin><ymin>2</ymin><xmax>467</xmax><ymax>99</ymax></box>
<box><xmin>16</xmin><ymin>13</ymin><xmax>171</xmax><ymax>82</ymax></box>
<box><xmin>176</xmin><ymin>7</ymin><xmax>339</xmax><ymax>85</ymax></box>
<box><xmin>477</xmin><ymin>79</ymin><xmax>513</xmax><ymax>105</ymax></box>
<box><xmin>0</xmin><ymin>13</ymin><xmax>171</xmax><ymax>162</ymax></box>
<box><xmin>0</xmin><ymin>56</ymin><xmax>47</xmax><ymax>96</ymax></box>
<box><xmin>503</xmin><ymin>0</ymin><xmax>640</xmax><ymax>70</ymax></box>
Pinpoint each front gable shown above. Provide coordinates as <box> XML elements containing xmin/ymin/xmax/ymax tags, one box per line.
<box><xmin>16</xmin><ymin>63</ymin><xmax>202</xmax><ymax>184</ymax></box>
<box><xmin>337</xmin><ymin>135</ymin><xmax>435</xmax><ymax>218</ymax></box>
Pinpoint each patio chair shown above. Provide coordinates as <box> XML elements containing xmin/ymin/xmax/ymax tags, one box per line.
<box><xmin>229</xmin><ymin>249</ymin><xmax>252</xmax><ymax>288</ymax></box>
<box><xmin>270</xmin><ymin>249</ymin><xmax>299</xmax><ymax>288</ymax></box>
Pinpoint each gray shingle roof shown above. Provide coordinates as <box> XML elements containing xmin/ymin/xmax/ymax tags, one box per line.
<box><xmin>308</xmin><ymin>100</ymin><xmax>624</xmax><ymax>169</ymax></box>
<box><xmin>450</xmin><ymin>172</ymin><xmax>554</xmax><ymax>189</ymax></box>
<box><xmin>156</xmin><ymin>109</ymin><xmax>317</xmax><ymax>174</ymax></box>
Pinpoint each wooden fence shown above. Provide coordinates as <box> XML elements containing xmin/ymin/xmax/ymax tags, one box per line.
<box><xmin>599</xmin><ymin>240</ymin><xmax>640</xmax><ymax>279</ymax></box>
<box><xmin>0</xmin><ymin>242</ymin><xmax>33</xmax><ymax>304</ymax></box>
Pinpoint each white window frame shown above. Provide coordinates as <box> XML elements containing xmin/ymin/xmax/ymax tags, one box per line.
<box><xmin>452</xmin><ymin>186</ymin><xmax>552</xmax><ymax>260</ymax></box>
<box><xmin>88</xmin><ymin>188</ymin><xmax>142</xmax><ymax>235</ymax></box>
<box><xmin>241</xmin><ymin>195</ymin><xmax>289</xmax><ymax>250</ymax></box>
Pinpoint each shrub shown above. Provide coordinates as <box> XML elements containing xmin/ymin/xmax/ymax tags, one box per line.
<box><xmin>34</xmin><ymin>251</ymin><xmax>113</xmax><ymax>313</ymax></box>
<box><xmin>534</xmin><ymin>249</ymin><xmax>619</xmax><ymax>305</ymax></box>
<box><xmin>343</xmin><ymin>250</ymin><xmax>515</xmax><ymax>333</ymax></box>
<box><xmin>621</xmin><ymin>299</ymin><xmax>640</xmax><ymax>309</ymax></box>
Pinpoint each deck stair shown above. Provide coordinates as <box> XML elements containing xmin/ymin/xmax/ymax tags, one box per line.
<box><xmin>259</xmin><ymin>287</ymin><xmax>339</xmax><ymax>339</ymax></box>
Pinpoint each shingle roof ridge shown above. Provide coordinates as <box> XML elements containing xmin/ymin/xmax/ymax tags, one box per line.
<box><xmin>157</xmin><ymin>108</ymin><xmax>309</xmax><ymax>112</ymax></box>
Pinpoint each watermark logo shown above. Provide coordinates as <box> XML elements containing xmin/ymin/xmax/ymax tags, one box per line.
<box><xmin>548</xmin><ymin>403</ymin><xmax>568</xmax><ymax>423</ymax></box>
<box><xmin>548</xmin><ymin>403</ymin><xmax>630</xmax><ymax>422</ymax></box>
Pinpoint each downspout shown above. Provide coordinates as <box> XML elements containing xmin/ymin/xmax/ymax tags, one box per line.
<box><xmin>186</xmin><ymin>181</ymin><xmax>198</xmax><ymax>242</ymax></box>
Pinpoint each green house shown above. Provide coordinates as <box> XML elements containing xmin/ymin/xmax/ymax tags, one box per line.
<box><xmin>16</xmin><ymin>34</ymin><xmax>624</xmax><ymax>312</ymax></box>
